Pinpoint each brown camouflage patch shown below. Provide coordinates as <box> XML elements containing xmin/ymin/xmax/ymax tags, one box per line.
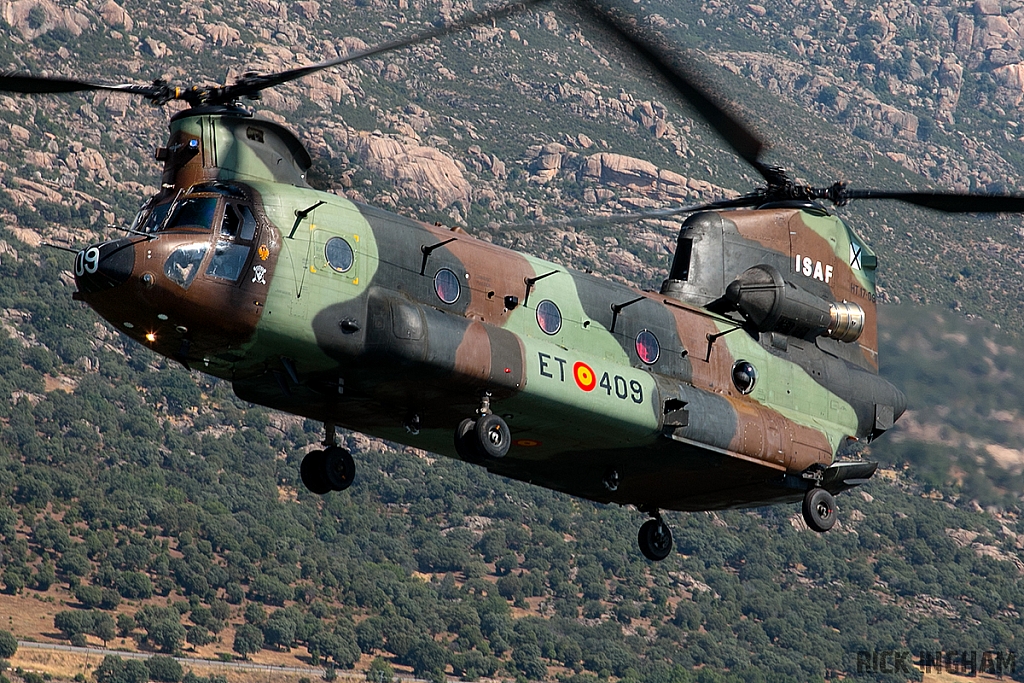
<box><xmin>454</xmin><ymin>320</ymin><xmax>492</xmax><ymax>380</ymax></box>
<box><xmin>423</xmin><ymin>223</ymin><xmax>535</xmax><ymax>325</ymax></box>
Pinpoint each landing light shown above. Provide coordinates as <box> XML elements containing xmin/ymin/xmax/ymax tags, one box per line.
<box><xmin>145</xmin><ymin>333</ymin><xmax>157</xmax><ymax>343</ymax></box>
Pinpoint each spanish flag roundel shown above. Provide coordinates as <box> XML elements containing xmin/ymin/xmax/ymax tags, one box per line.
<box><xmin>573</xmin><ymin>361</ymin><xmax>597</xmax><ymax>391</ymax></box>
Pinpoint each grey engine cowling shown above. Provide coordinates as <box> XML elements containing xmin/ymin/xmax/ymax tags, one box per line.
<box><xmin>725</xmin><ymin>264</ymin><xmax>864</xmax><ymax>342</ymax></box>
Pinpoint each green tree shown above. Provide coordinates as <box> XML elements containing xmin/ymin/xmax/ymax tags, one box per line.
<box><xmin>404</xmin><ymin>639</ymin><xmax>447</xmax><ymax>678</ymax></box>
<box><xmin>233</xmin><ymin>624</ymin><xmax>263</xmax><ymax>659</ymax></box>
<box><xmin>33</xmin><ymin>562</ymin><xmax>55</xmax><ymax>591</ymax></box>
<box><xmin>117</xmin><ymin>614</ymin><xmax>136</xmax><ymax>638</ymax></box>
<box><xmin>186</xmin><ymin>625</ymin><xmax>214</xmax><ymax>649</ymax></box>
<box><xmin>365</xmin><ymin>657</ymin><xmax>394</xmax><ymax>683</ymax></box>
<box><xmin>74</xmin><ymin>584</ymin><xmax>103</xmax><ymax>609</ymax></box>
<box><xmin>2</xmin><ymin>566</ymin><xmax>26</xmax><ymax>594</ymax></box>
<box><xmin>100</xmin><ymin>588</ymin><xmax>122</xmax><ymax>610</ymax></box>
<box><xmin>355</xmin><ymin>617</ymin><xmax>385</xmax><ymax>654</ymax></box>
<box><xmin>209</xmin><ymin>600</ymin><xmax>231</xmax><ymax>622</ymax></box>
<box><xmin>0</xmin><ymin>510</ymin><xmax>16</xmax><ymax>540</ymax></box>
<box><xmin>94</xmin><ymin>655</ymin><xmax>149</xmax><ymax>683</ymax></box>
<box><xmin>57</xmin><ymin>550</ymin><xmax>90</xmax><ymax>578</ymax></box>
<box><xmin>243</xmin><ymin>603</ymin><xmax>266</xmax><ymax>626</ymax></box>
<box><xmin>248</xmin><ymin>575</ymin><xmax>291</xmax><ymax>606</ymax></box>
<box><xmin>147</xmin><ymin>621</ymin><xmax>185</xmax><ymax>654</ymax></box>
<box><xmin>116</xmin><ymin>572</ymin><xmax>153</xmax><ymax>599</ymax></box>
<box><xmin>92</xmin><ymin>612</ymin><xmax>116</xmax><ymax>646</ymax></box>
<box><xmin>0</xmin><ymin>629</ymin><xmax>17</xmax><ymax>659</ymax></box>
<box><xmin>512</xmin><ymin>642</ymin><xmax>547</xmax><ymax>680</ymax></box>
<box><xmin>54</xmin><ymin>611</ymin><xmax>93</xmax><ymax>641</ymax></box>
<box><xmin>307</xmin><ymin>631</ymin><xmax>339</xmax><ymax>666</ymax></box>
<box><xmin>263</xmin><ymin>614</ymin><xmax>296</xmax><ymax>651</ymax></box>
<box><xmin>225</xmin><ymin>582</ymin><xmax>244</xmax><ymax>604</ymax></box>
<box><xmin>324</xmin><ymin>632</ymin><xmax>361</xmax><ymax>670</ymax></box>
<box><xmin>146</xmin><ymin>655</ymin><xmax>183</xmax><ymax>683</ymax></box>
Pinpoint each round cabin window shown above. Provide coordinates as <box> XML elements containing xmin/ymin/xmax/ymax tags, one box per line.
<box><xmin>536</xmin><ymin>300</ymin><xmax>562</xmax><ymax>335</ymax></box>
<box><xmin>635</xmin><ymin>329</ymin><xmax>660</xmax><ymax>364</ymax></box>
<box><xmin>732</xmin><ymin>360</ymin><xmax>757</xmax><ymax>395</ymax></box>
<box><xmin>325</xmin><ymin>237</ymin><xmax>354</xmax><ymax>273</ymax></box>
<box><xmin>434</xmin><ymin>268</ymin><xmax>461</xmax><ymax>304</ymax></box>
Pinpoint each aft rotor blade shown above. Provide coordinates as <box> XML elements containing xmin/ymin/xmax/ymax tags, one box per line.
<box><xmin>504</xmin><ymin>197</ymin><xmax>752</xmax><ymax>230</ymax></box>
<box><xmin>574</xmin><ymin>0</ymin><xmax>772</xmax><ymax>181</ymax></box>
<box><xmin>215</xmin><ymin>0</ymin><xmax>549</xmax><ymax>103</ymax></box>
<box><xmin>0</xmin><ymin>72</ymin><xmax>164</xmax><ymax>99</ymax></box>
<box><xmin>843</xmin><ymin>189</ymin><xmax>1024</xmax><ymax>213</ymax></box>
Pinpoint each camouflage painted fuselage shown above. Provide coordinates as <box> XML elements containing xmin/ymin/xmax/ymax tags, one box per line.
<box><xmin>75</xmin><ymin>109</ymin><xmax>905</xmax><ymax>512</ymax></box>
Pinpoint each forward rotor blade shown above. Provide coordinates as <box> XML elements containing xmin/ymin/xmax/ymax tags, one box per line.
<box><xmin>0</xmin><ymin>72</ymin><xmax>163</xmax><ymax>98</ymax></box>
<box><xmin>574</xmin><ymin>0</ymin><xmax>772</xmax><ymax>181</ymax></box>
<box><xmin>215</xmin><ymin>0</ymin><xmax>548</xmax><ymax>104</ymax></box>
<box><xmin>2</xmin><ymin>0</ymin><xmax>546</xmax><ymax>106</ymax></box>
<box><xmin>843</xmin><ymin>189</ymin><xmax>1024</xmax><ymax>213</ymax></box>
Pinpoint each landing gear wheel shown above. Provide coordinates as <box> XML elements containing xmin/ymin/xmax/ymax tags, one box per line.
<box><xmin>803</xmin><ymin>487</ymin><xmax>836</xmax><ymax>532</ymax></box>
<box><xmin>300</xmin><ymin>450</ymin><xmax>332</xmax><ymax>495</ymax></box>
<box><xmin>475</xmin><ymin>413</ymin><xmax>510</xmax><ymax>459</ymax></box>
<box><xmin>324</xmin><ymin>446</ymin><xmax>355</xmax><ymax>491</ymax></box>
<box><xmin>638</xmin><ymin>518</ymin><xmax>673</xmax><ymax>562</ymax></box>
<box><xmin>455</xmin><ymin>418</ymin><xmax>482</xmax><ymax>463</ymax></box>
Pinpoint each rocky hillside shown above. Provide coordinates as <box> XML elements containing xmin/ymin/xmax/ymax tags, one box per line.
<box><xmin>7</xmin><ymin>2</ymin><xmax>1024</xmax><ymax>682</ymax></box>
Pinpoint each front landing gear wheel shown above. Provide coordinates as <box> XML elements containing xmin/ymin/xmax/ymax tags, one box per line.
<box><xmin>475</xmin><ymin>413</ymin><xmax>511</xmax><ymax>459</ymax></box>
<box><xmin>300</xmin><ymin>450</ymin><xmax>332</xmax><ymax>495</ymax></box>
<box><xmin>324</xmin><ymin>446</ymin><xmax>355</xmax><ymax>491</ymax></box>
<box><xmin>803</xmin><ymin>487</ymin><xmax>837</xmax><ymax>532</ymax></box>
<box><xmin>638</xmin><ymin>518</ymin><xmax>673</xmax><ymax>561</ymax></box>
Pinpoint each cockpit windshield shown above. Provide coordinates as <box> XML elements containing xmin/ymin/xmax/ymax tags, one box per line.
<box><xmin>133</xmin><ymin>182</ymin><xmax>255</xmax><ymax>237</ymax></box>
<box><xmin>133</xmin><ymin>196</ymin><xmax>219</xmax><ymax>235</ymax></box>
<box><xmin>167</xmin><ymin>197</ymin><xmax>220</xmax><ymax>230</ymax></box>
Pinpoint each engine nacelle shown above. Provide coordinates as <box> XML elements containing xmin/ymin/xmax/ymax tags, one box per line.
<box><xmin>725</xmin><ymin>264</ymin><xmax>864</xmax><ymax>342</ymax></box>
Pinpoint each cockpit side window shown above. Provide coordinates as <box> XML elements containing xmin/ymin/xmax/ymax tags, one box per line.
<box><xmin>205</xmin><ymin>242</ymin><xmax>251</xmax><ymax>282</ymax></box>
<box><xmin>206</xmin><ymin>203</ymin><xmax>256</xmax><ymax>282</ymax></box>
<box><xmin>238</xmin><ymin>206</ymin><xmax>257</xmax><ymax>242</ymax></box>
<box><xmin>137</xmin><ymin>203</ymin><xmax>171</xmax><ymax>234</ymax></box>
<box><xmin>221</xmin><ymin>204</ymin><xmax>240</xmax><ymax>238</ymax></box>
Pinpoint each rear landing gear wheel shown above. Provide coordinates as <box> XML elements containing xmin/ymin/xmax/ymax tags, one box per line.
<box><xmin>638</xmin><ymin>518</ymin><xmax>673</xmax><ymax>561</ymax></box>
<box><xmin>324</xmin><ymin>446</ymin><xmax>355</xmax><ymax>491</ymax></box>
<box><xmin>475</xmin><ymin>413</ymin><xmax>511</xmax><ymax>459</ymax></box>
<box><xmin>454</xmin><ymin>418</ymin><xmax>482</xmax><ymax>463</ymax></box>
<box><xmin>300</xmin><ymin>450</ymin><xmax>332</xmax><ymax>495</ymax></box>
<box><xmin>803</xmin><ymin>487</ymin><xmax>836</xmax><ymax>532</ymax></box>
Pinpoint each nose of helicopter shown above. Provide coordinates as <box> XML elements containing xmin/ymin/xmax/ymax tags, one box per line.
<box><xmin>73</xmin><ymin>238</ymin><xmax>137</xmax><ymax>294</ymax></box>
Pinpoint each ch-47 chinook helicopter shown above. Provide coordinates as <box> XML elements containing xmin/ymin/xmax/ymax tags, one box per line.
<box><xmin>6</xmin><ymin>0</ymin><xmax>1024</xmax><ymax>561</ymax></box>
